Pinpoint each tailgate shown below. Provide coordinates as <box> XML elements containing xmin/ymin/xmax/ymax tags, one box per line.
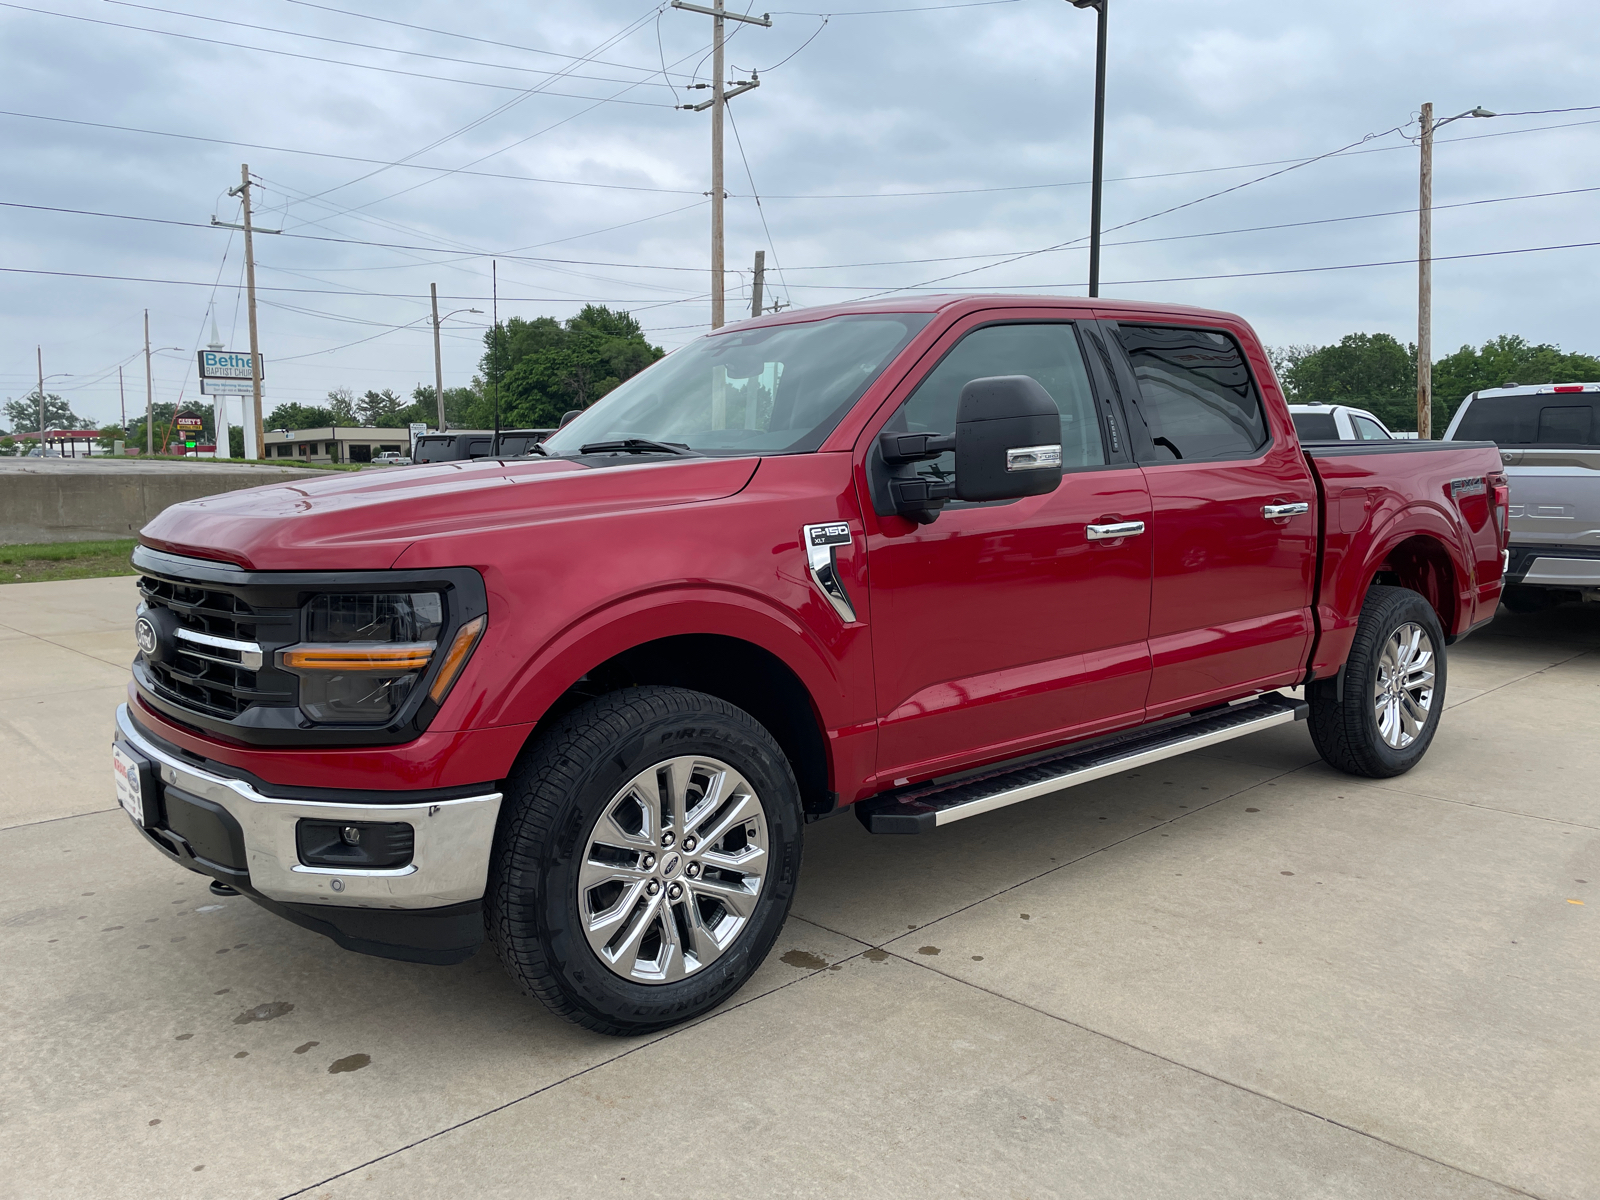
<box><xmin>1499</xmin><ymin>448</ymin><xmax>1600</xmax><ymax>550</ymax></box>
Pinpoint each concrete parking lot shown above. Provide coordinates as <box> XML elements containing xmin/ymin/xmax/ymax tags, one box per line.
<box><xmin>2</xmin><ymin>575</ymin><xmax>1596</xmax><ymax>1199</ymax></box>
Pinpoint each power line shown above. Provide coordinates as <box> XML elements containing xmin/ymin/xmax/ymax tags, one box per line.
<box><xmin>0</xmin><ymin>2</ymin><xmax>679</xmax><ymax>104</ymax></box>
<box><xmin>726</xmin><ymin>104</ymin><xmax>790</xmax><ymax>307</ymax></box>
<box><xmin>279</xmin><ymin>6</ymin><xmax>685</xmax><ymax>226</ymax></box>
<box><xmin>8</xmin><ymin>181</ymin><xmax>1597</xmax><ymax>276</ymax></box>
<box><xmin>769</xmin><ymin>0</ymin><xmax>1023</xmax><ymax>13</ymax></box>
<box><xmin>277</xmin><ymin>0</ymin><xmax>696</xmax><ymax>78</ymax></box>
<box><xmin>12</xmin><ymin>237</ymin><xmax>1600</xmax><ymax>303</ymax></box>
<box><xmin>850</xmin><ymin>124</ymin><xmax>1413</xmax><ymax>299</ymax></box>
<box><xmin>0</xmin><ymin>265</ymin><xmax>723</xmax><ymax>302</ymax></box>
<box><xmin>102</xmin><ymin>0</ymin><xmax>684</xmax><ymax>89</ymax></box>
<box><xmin>6</xmin><ymin>107</ymin><xmax>1597</xmax><ymax>203</ymax></box>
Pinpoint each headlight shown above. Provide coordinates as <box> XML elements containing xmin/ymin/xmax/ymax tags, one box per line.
<box><xmin>278</xmin><ymin>592</ymin><xmax>483</xmax><ymax>725</ymax></box>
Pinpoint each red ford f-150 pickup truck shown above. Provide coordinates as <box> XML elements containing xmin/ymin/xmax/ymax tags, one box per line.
<box><xmin>114</xmin><ymin>295</ymin><xmax>1509</xmax><ymax>1034</ymax></box>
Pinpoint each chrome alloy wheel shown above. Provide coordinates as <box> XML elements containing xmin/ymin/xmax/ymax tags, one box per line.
<box><xmin>1373</xmin><ymin>621</ymin><xmax>1436</xmax><ymax>749</ymax></box>
<box><xmin>577</xmin><ymin>755</ymin><xmax>769</xmax><ymax>985</ymax></box>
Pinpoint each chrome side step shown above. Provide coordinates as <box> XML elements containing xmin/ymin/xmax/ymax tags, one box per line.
<box><xmin>855</xmin><ymin>692</ymin><xmax>1307</xmax><ymax>834</ymax></box>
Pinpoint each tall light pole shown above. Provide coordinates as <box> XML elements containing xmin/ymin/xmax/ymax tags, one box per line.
<box><xmin>430</xmin><ymin>283</ymin><xmax>481</xmax><ymax>431</ymax></box>
<box><xmin>1070</xmin><ymin>0</ymin><xmax>1108</xmax><ymax>297</ymax></box>
<box><xmin>1416</xmin><ymin>104</ymin><xmax>1495</xmax><ymax>438</ymax></box>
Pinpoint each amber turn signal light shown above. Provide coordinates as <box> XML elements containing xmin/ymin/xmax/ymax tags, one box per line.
<box><xmin>429</xmin><ymin>616</ymin><xmax>486</xmax><ymax>704</ymax></box>
<box><xmin>280</xmin><ymin>644</ymin><xmax>436</xmax><ymax>672</ymax></box>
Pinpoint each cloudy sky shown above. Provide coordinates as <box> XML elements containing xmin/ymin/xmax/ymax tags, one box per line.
<box><xmin>2</xmin><ymin>0</ymin><xmax>1597</xmax><ymax>428</ymax></box>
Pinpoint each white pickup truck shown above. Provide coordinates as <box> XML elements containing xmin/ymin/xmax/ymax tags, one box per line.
<box><xmin>1445</xmin><ymin>383</ymin><xmax>1600</xmax><ymax>611</ymax></box>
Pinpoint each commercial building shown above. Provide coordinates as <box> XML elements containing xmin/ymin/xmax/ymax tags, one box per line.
<box><xmin>261</xmin><ymin>426</ymin><xmax>413</xmax><ymax>464</ymax></box>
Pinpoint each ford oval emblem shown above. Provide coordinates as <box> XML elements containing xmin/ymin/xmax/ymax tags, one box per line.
<box><xmin>135</xmin><ymin>616</ymin><xmax>158</xmax><ymax>656</ymax></box>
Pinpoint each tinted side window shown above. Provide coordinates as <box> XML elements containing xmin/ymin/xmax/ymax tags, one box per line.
<box><xmin>1291</xmin><ymin>412</ymin><xmax>1339</xmax><ymax>441</ymax></box>
<box><xmin>893</xmin><ymin>323</ymin><xmax>1105</xmax><ymax>487</ymax></box>
<box><xmin>1116</xmin><ymin>325</ymin><xmax>1268</xmax><ymax>462</ymax></box>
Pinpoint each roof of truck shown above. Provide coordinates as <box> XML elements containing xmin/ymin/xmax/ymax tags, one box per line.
<box><xmin>718</xmin><ymin>293</ymin><xmax>1243</xmax><ymax>334</ymax></box>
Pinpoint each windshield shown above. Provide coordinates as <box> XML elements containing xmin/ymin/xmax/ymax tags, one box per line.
<box><xmin>540</xmin><ymin>313</ymin><xmax>932</xmax><ymax>456</ymax></box>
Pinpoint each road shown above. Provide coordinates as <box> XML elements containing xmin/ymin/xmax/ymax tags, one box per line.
<box><xmin>2</xmin><ymin>575</ymin><xmax>1596</xmax><ymax>1199</ymax></box>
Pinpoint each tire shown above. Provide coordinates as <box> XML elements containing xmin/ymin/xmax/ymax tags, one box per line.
<box><xmin>1308</xmin><ymin>585</ymin><xmax>1448</xmax><ymax>778</ymax></box>
<box><xmin>486</xmin><ymin>686</ymin><xmax>803</xmax><ymax>1036</ymax></box>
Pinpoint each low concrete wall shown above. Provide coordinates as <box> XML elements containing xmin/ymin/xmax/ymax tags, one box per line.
<box><xmin>0</xmin><ymin>460</ymin><xmax>331</xmax><ymax>544</ymax></box>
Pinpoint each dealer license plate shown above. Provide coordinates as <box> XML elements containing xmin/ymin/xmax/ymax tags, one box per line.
<box><xmin>112</xmin><ymin>743</ymin><xmax>147</xmax><ymax>825</ymax></box>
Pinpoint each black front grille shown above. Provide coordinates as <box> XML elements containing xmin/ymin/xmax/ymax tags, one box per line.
<box><xmin>138</xmin><ymin>574</ymin><xmax>296</xmax><ymax>719</ymax></box>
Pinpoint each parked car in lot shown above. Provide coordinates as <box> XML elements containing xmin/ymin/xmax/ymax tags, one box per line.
<box><xmin>118</xmin><ymin>294</ymin><xmax>1508</xmax><ymax>1035</ymax></box>
<box><xmin>412</xmin><ymin>430</ymin><xmax>495</xmax><ymax>463</ymax></box>
<box><xmin>1289</xmin><ymin>403</ymin><xmax>1396</xmax><ymax>442</ymax></box>
<box><xmin>493</xmin><ymin>428</ymin><xmax>557</xmax><ymax>457</ymax></box>
<box><xmin>369</xmin><ymin>451</ymin><xmax>412</xmax><ymax>466</ymax></box>
<box><xmin>1445</xmin><ymin>382</ymin><xmax>1600</xmax><ymax>611</ymax></box>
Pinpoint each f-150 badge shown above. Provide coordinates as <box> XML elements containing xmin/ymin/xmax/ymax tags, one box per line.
<box><xmin>801</xmin><ymin>523</ymin><xmax>857</xmax><ymax>623</ymax></box>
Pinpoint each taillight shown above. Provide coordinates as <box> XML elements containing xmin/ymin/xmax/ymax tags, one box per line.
<box><xmin>1488</xmin><ymin>472</ymin><xmax>1511</xmax><ymax>551</ymax></box>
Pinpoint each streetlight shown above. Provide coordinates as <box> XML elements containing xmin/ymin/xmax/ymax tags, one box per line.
<box><xmin>1069</xmin><ymin>0</ymin><xmax>1108</xmax><ymax>297</ymax></box>
<box><xmin>430</xmin><ymin>282</ymin><xmax>482</xmax><ymax>431</ymax></box>
<box><xmin>33</xmin><ymin>357</ymin><xmax>70</xmax><ymax>455</ymax></box>
<box><xmin>1416</xmin><ymin>103</ymin><xmax>1495</xmax><ymax>438</ymax></box>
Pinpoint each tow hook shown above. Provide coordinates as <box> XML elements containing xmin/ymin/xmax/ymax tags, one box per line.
<box><xmin>209</xmin><ymin>880</ymin><xmax>240</xmax><ymax>897</ymax></box>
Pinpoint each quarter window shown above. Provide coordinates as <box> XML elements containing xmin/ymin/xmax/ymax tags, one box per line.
<box><xmin>891</xmin><ymin>323</ymin><xmax>1105</xmax><ymax>488</ymax></box>
<box><xmin>1116</xmin><ymin>325</ymin><xmax>1269</xmax><ymax>462</ymax></box>
<box><xmin>1352</xmin><ymin>415</ymin><xmax>1391</xmax><ymax>441</ymax></box>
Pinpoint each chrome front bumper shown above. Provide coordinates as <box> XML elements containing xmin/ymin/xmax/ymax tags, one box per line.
<box><xmin>114</xmin><ymin>704</ymin><xmax>502</xmax><ymax>910</ymax></box>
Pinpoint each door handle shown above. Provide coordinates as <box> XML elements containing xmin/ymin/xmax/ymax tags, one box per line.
<box><xmin>1262</xmin><ymin>502</ymin><xmax>1310</xmax><ymax>519</ymax></box>
<box><xmin>1086</xmin><ymin>520</ymin><xmax>1145</xmax><ymax>540</ymax></box>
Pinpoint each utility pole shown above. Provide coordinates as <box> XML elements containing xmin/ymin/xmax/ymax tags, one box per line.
<box><xmin>672</xmin><ymin>0</ymin><xmax>770</xmax><ymax>329</ymax></box>
<box><xmin>432</xmin><ymin>282</ymin><xmax>446</xmax><ymax>431</ymax></box>
<box><xmin>1416</xmin><ymin>102</ymin><xmax>1433</xmax><ymax>440</ymax></box>
<box><xmin>751</xmin><ymin>249</ymin><xmax>765</xmax><ymax>319</ymax></box>
<box><xmin>1415</xmin><ymin>103</ymin><xmax>1495</xmax><ymax>439</ymax></box>
<box><xmin>118</xmin><ymin>366</ymin><xmax>126</xmax><ymax>442</ymax></box>
<box><xmin>1069</xmin><ymin>0</ymin><xmax>1108</xmax><ymax>297</ymax></box>
<box><xmin>216</xmin><ymin>165</ymin><xmax>281</xmax><ymax>458</ymax></box>
<box><xmin>36</xmin><ymin>346</ymin><xmax>45</xmax><ymax>451</ymax></box>
<box><xmin>144</xmin><ymin>309</ymin><xmax>154</xmax><ymax>455</ymax></box>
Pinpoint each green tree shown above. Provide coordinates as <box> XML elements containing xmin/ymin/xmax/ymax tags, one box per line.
<box><xmin>265</xmin><ymin>403</ymin><xmax>335</xmax><ymax>432</ymax></box>
<box><xmin>4</xmin><ymin>390</ymin><xmax>82</xmax><ymax>434</ymax></box>
<box><xmin>1431</xmin><ymin>335</ymin><xmax>1600</xmax><ymax>413</ymax></box>
<box><xmin>402</xmin><ymin>383</ymin><xmax>481</xmax><ymax>430</ymax></box>
<box><xmin>486</xmin><ymin>305</ymin><xmax>664</xmax><ymax>429</ymax></box>
<box><xmin>97</xmin><ymin>424</ymin><xmax>127</xmax><ymax>451</ymax></box>
<box><xmin>1280</xmin><ymin>333</ymin><xmax>1421</xmax><ymax>432</ymax></box>
<box><xmin>326</xmin><ymin>387</ymin><xmax>358</xmax><ymax>425</ymax></box>
<box><xmin>357</xmin><ymin>388</ymin><xmax>405</xmax><ymax>427</ymax></box>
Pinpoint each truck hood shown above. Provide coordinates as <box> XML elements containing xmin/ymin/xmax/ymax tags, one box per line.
<box><xmin>139</xmin><ymin>455</ymin><xmax>761</xmax><ymax>570</ymax></box>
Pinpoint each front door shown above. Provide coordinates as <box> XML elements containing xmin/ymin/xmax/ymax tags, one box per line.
<box><xmin>1102</xmin><ymin>320</ymin><xmax>1317</xmax><ymax>717</ymax></box>
<box><xmin>862</xmin><ymin>315</ymin><xmax>1153</xmax><ymax>786</ymax></box>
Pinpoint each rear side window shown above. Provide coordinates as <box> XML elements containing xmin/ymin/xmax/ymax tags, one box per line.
<box><xmin>1352</xmin><ymin>415</ymin><xmax>1391</xmax><ymax>441</ymax></box>
<box><xmin>1292</xmin><ymin>412</ymin><xmax>1339</xmax><ymax>441</ymax></box>
<box><xmin>1454</xmin><ymin>396</ymin><xmax>1598</xmax><ymax>445</ymax></box>
<box><xmin>1117</xmin><ymin>325</ymin><xmax>1269</xmax><ymax>462</ymax></box>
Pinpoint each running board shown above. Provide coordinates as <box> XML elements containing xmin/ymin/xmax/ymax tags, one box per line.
<box><xmin>855</xmin><ymin>692</ymin><xmax>1307</xmax><ymax>834</ymax></box>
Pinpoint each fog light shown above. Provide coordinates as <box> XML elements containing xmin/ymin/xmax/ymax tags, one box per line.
<box><xmin>296</xmin><ymin>820</ymin><xmax>413</xmax><ymax>869</ymax></box>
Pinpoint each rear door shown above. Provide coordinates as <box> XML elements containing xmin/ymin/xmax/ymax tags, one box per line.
<box><xmin>862</xmin><ymin>311</ymin><xmax>1153</xmax><ymax>783</ymax></box>
<box><xmin>1100</xmin><ymin>319</ymin><xmax>1317</xmax><ymax>718</ymax></box>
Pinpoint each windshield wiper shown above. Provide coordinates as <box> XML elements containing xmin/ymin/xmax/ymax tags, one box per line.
<box><xmin>577</xmin><ymin>438</ymin><xmax>695</xmax><ymax>456</ymax></box>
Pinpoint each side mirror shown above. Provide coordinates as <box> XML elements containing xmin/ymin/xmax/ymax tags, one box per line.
<box><xmin>873</xmin><ymin>375</ymin><xmax>1063</xmax><ymax>524</ymax></box>
<box><xmin>559</xmin><ymin>409</ymin><xmax>582</xmax><ymax>429</ymax></box>
<box><xmin>952</xmin><ymin>375</ymin><xmax>1063</xmax><ymax>502</ymax></box>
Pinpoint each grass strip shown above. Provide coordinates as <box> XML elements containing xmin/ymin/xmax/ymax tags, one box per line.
<box><xmin>0</xmin><ymin>538</ymin><xmax>139</xmax><ymax>583</ymax></box>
